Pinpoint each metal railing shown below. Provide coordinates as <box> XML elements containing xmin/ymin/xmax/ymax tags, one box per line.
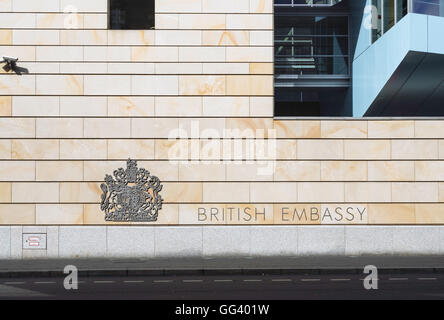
<box><xmin>274</xmin><ymin>0</ymin><xmax>342</xmax><ymax>7</ymax></box>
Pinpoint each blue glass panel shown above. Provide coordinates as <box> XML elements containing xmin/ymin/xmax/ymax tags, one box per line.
<box><xmin>412</xmin><ymin>0</ymin><xmax>444</xmax><ymax>17</ymax></box>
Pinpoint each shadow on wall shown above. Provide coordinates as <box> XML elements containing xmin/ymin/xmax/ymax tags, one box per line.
<box><xmin>2</xmin><ymin>64</ymin><xmax>29</xmax><ymax>76</ymax></box>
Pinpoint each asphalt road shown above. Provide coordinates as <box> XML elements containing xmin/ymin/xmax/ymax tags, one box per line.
<box><xmin>1</xmin><ymin>272</ymin><xmax>444</xmax><ymax>300</ymax></box>
<box><xmin>4</xmin><ymin>256</ymin><xmax>444</xmax><ymax>274</ymax></box>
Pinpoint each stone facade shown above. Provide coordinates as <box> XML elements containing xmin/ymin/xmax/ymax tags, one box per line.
<box><xmin>0</xmin><ymin>0</ymin><xmax>444</xmax><ymax>235</ymax></box>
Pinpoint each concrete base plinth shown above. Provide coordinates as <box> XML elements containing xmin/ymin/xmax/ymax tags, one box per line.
<box><xmin>1</xmin><ymin>226</ymin><xmax>443</xmax><ymax>260</ymax></box>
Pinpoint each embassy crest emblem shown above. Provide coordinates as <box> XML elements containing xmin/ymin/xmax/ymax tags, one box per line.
<box><xmin>100</xmin><ymin>159</ymin><xmax>163</xmax><ymax>222</ymax></box>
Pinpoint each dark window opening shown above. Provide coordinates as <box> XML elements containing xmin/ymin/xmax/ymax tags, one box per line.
<box><xmin>275</xmin><ymin>87</ymin><xmax>349</xmax><ymax>117</ymax></box>
<box><xmin>109</xmin><ymin>0</ymin><xmax>155</xmax><ymax>30</ymax></box>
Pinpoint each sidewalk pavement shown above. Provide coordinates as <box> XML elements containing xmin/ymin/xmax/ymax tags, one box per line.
<box><xmin>1</xmin><ymin>256</ymin><xmax>444</xmax><ymax>278</ymax></box>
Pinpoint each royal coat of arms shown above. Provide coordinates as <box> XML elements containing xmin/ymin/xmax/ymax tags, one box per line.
<box><xmin>100</xmin><ymin>159</ymin><xmax>163</xmax><ymax>222</ymax></box>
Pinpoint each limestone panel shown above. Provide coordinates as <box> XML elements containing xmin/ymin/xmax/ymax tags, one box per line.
<box><xmin>368</xmin><ymin>204</ymin><xmax>416</xmax><ymax>224</ymax></box>
<box><xmin>36</xmin><ymin>204</ymin><xmax>83</xmax><ymax>225</ymax></box>
<box><xmin>344</xmin><ymin>140</ymin><xmax>391</xmax><ymax>160</ymax></box>
<box><xmin>275</xmin><ymin>121</ymin><xmax>321</xmax><ymax>139</ymax></box>
<box><xmin>368</xmin><ymin>120</ymin><xmax>415</xmax><ymax>138</ymax></box>
<box><xmin>0</xmin><ymin>204</ymin><xmax>35</xmax><ymax>224</ymax></box>
<box><xmin>345</xmin><ymin>182</ymin><xmax>391</xmax><ymax>203</ymax></box>
<box><xmin>321</xmin><ymin>121</ymin><xmax>367</xmax><ymax>138</ymax></box>
<box><xmin>321</xmin><ymin>161</ymin><xmax>367</xmax><ymax>181</ymax></box>
<box><xmin>368</xmin><ymin>161</ymin><xmax>414</xmax><ymax>181</ymax></box>
<box><xmin>60</xmin><ymin>140</ymin><xmax>107</xmax><ymax>160</ymax></box>
<box><xmin>392</xmin><ymin>140</ymin><xmax>439</xmax><ymax>160</ymax></box>
<box><xmin>0</xmin><ymin>161</ymin><xmax>35</xmax><ymax>181</ymax></box>
<box><xmin>12</xmin><ymin>183</ymin><xmax>59</xmax><ymax>203</ymax></box>
<box><xmin>0</xmin><ymin>96</ymin><xmax>11</xmax><ymax>116</ymax></box>
<box><xmin>36</xmin><ymin>161</ymin><xmax>83</xmax><ymax>181</ymax></box>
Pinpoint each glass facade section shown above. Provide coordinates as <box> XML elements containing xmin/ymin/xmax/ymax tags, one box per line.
<box><xmin>273</xmin><ymin>0</ymin><xmax>444</xmax><ymax>117</ymax></box>
<box><xmin>397</xmin><ymin>0</ymin><xmax>408</xmax><ymax>21</ymax></box>
<box><xmin>384</xmin><ymin>0</ymin><xmax>396</xmax><ymax>32</ymax></box>
<box><xmin>373</xmin><ymin>0</ymin><xmax>383</xmax><ymax>42</ymax></box>
<box><xmin>372</xmin><ymin>0</ymin><xmax>408</xmax><ymax>42</ymax></box>
<box><xmin>371</xmin><ymin>0</ymin><xmax>444</xmax><ymax>43</ymax></box>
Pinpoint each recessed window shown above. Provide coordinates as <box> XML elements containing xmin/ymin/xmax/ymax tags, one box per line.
<box><xmin>109</xmin><ymin>0</ymin><xmax>155</xmax><ymax>30</ymax></box>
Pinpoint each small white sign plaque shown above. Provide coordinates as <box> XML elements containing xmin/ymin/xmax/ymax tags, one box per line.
<box><xmin>23</xmin><ymin>234</ymin><xmax>47</xmax><ymax>250</ymax></box>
